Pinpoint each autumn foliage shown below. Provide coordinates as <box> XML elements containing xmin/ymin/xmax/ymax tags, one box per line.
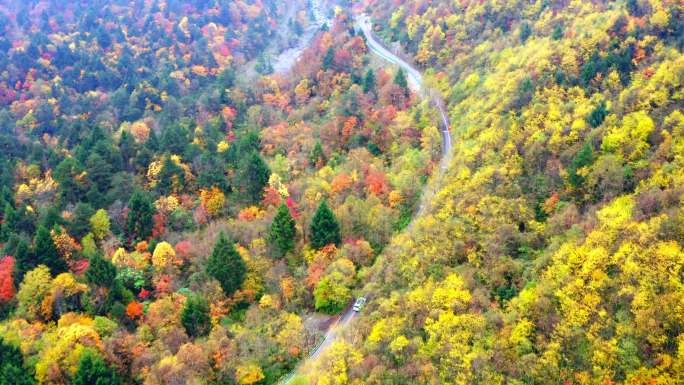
<box><xmin>126</xmin><ymin>301</ymin><xmax>144</xmax><ymax>320</ymax></box>
<box><xmin>3</xmin><ymin>0</ymin><xmax>680</xmax><ymax>383</ymax></box>
<box><xmin>0</xmin><ymin>256</ymin><xmax>15</xmax><ymax>304</ymax></box>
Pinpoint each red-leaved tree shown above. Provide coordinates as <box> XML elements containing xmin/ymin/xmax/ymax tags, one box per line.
<box><xmin>0</xmin><ymin>256</ymin><xmax>16</xmax><ymax>304</ymax></box>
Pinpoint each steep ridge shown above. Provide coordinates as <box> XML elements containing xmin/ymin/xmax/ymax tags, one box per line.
<box><xmin>308</xmin><ymin>1</ymin><xmax>684</xmax><ymax>384</ymax></box>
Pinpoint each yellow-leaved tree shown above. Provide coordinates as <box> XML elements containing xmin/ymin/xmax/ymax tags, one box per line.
<box><xmin>152</xmin><ymin>241</ymin><xmax>176</xmax><ymax>271</ymax></box>
<box><xmin>236</xmin><ymin>364</ymin><xmax>265</xmax><ymax>385</ymax></box>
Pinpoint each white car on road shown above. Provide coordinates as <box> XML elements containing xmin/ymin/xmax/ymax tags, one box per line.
<box><xmin>352</xmin><ymin>297</ymin><xmax>367</xmax><ymax>312</ymax></box>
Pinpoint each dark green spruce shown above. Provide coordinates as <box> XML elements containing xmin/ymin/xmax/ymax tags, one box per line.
<box><xmin>125</xmin><ymin>190</ymin><xmax>155</xmax><ymax>243</ymax></box>
<box><xmin>181</xmin><ymin>295</ymin><xmax>211</xmax><ymax>338</ymax></box>
<box><xmin>309</xmin><ymin>200</ymin><xmax>341</xmax><ymax>249</ymax></box>
<box><xmin>206</xmin><ymin>232</ymin><xmax>246</xmax><ymax>296</ymax></box>
<box><xmin>269</xmin><ymin>203</ymin><xmax>297</xmax><ymax>257</ymax></box>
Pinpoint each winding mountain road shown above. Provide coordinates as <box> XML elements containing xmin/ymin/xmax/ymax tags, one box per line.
<box><xmin>357</xmin><ymin>15</ymin><xmax>452</xmax><ymax>160</ymax></box>
<box><xmin>277</xmin><ymin>12</ymin><xmax>454</xmax><ymax>385</ymax></box>
<box><xmin>357</xmin><ymin>16</ymin><xmax>422</xmax><ymax>91</ymax></box>
<box><xmin>358</xmin><ymin>14</ymin><xmax>453</xmax><ymax>215</ymax></box>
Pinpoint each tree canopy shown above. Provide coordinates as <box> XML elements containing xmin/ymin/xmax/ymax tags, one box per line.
<box><xmin>309</xmin><ymin>200</ymin><xmax>341</xmax><ymax>249</ymax></box>
<box><xmin>206</xmin><ymin>232</ymin><xmax>246</xmax><ymax>297</ymax></box>
<box><xmin>269</xmin><ymin>203</ymin><xmax>297</xmax><ymax>257</ymax></box>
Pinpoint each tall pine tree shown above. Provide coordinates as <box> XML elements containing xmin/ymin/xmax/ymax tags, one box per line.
<box><xmin>363</xmin><ymin>69</ymin><xmax>376</xmax><ymax>94</ymax></box>
<box><xmin>309</xmin><ymin>140</ymin><xmax>326</xmax><ymax>168</ymax></box>
<box><xmin>568</xmin><ymin>142</ymin><xmax>594</xmax><ymax>188</ymax></box>
<box><xmin>33</xmin><ymin>225</ymin><xmax>67</xmax><ymax>274</ymax></box>
<box><xmin>155</xmin><ymin>155</ymin><xmax>185</xmax><ymax>195</ymax></box>
<box><xmin>394</xmin><ymin>68</ymin><xmax>408</xmax><ymax>91</ymax></box>
<box><xmin>0</xmin><ymin>202</ymin><xmax>16</xmax><ymax>242</ymax></box>
<box><xmin>0</xmin><ymin>338</ymin><xmax>35</xmax><ymax>385</ymax></box>
<box><xmin>206</xmin><ymin>232</ymin><xmax>246</xmax><ymax>296</ymax></box>
<box><xmin>322</xmin><ymin>47</ymin><xmax>334</xmax><ymax>71</ymax></box>
<box><xmin>269</xmin><ymin>203</ymin><xmax>296</xmax><ymax>257</ymax></box>
<box><xmin>86</xmin><ymin>253</ymin><xmax>117</xmax><ymax>289</ymax></box>
<box><xmin>69</xmin><ymin>203</ymin><xmax>94</xmax><ymax>240</ymax></box>
<box><xmin>236</xmin><ymin>151</ymin><xmax>270</xmax><ymax>204</ymax></box>
<box><xmin>181</xmin><ymin>294</ymin><xmax>211</xmax><ymax>337</ymax></box>
<box><xmin>54</xmin><ymin>157</ymin><xmax>87</xmax><ymax>205</ymax></box>
<box><xmin>309</xmin><ymin>200</ymin><xmax>341</xmax><ymax>249</ymax></box>
<box><xmin>125</xmin><ymin>190</ymin><xmax>155</xmax><ymax>243</ymax></box>
<box><xmin>85</xmin><ymin>153</ymin><xmax>113</xmax><ymax>196</ymax></box>
<box><xmin>3</xmin><ymin>234</ymin><xmax>31</xmax><ymax>281</ymax></box>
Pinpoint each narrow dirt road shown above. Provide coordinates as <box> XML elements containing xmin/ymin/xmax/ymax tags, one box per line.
<box><xmin>276</xmin><ymin>13</ymin><xmax>454</xmax><ymax>385</ymax></box>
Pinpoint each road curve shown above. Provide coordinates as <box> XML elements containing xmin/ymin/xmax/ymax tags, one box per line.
<box><xmin>357</xmin><ymin>15</ymin><xmax>422</xmax><ymax>93</ymax></box>
<box><xmin>357</xmin><ymin>14</ymin><xmax>452</xmax><ymax>165</ymax></box>
<box><xmin>357</xmin><ymin>14</ymin><xmax>452</xmax><ymax>217</ymax></box>
<box><xmin>277</xmin><ymin>13</ymin><xmax>454</xmax><ymax>385</ymax></box>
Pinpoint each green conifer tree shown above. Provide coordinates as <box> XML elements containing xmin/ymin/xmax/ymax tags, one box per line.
<box><xmin>269</xmin><ymin>203</ymin><xmax>297</xmax><ymax>257</ymax></box>
<box><xmin>33</xmin><ymin>225</ymin><xmax>67</xmax><ymax>274</ymax></box>
<box><xmin>363</xmin><ymin>69</ymin><xmax>376</xmax><ymax>94</ymax></box>
<box><xmin>237</xmin><ymin>151</ymin><xmax>270</xmax><ymax>204</ymax></box>
<box><xmin>69</xmin><ymin>203</ymin><xmax>95</xmax><ymax>240</ymax></box>
<box><xmin>309</xmin><ymin>140</ymin><xmax>326</xmax><ymax>168</ymax></box>
<box><xmin>309</xmin><ymin>200</ymin><xmax>341</xmax><ymax>249</ymax></box>
<box><xmin>3</xmin><ymin>234</ymin><xmax>31</xmax><ymax>281</ymax></box>
<box><xmin>322</xmin><ymin>47</ymin><xmax>334</xmax><ymax>71</ymax></box>
<box><xmin>86</xmin><ymin>253</ymin><xmax>117</xmax><ymax>289</ymax></box>
<box><xmin>0</xmin><ymin>203</ymin><xmax>16</xmax><ymax>243</ymax></box>
<box><xmin>394</xmin><ymin>68</ymin><xmax>408</xmax><ymax>91</ymax></box>
<box><xmin>0</xmin><ymin>338</ymin><xmax>35</xmax><ymax>385</ymax></box>
<box><xmin>568</xmin><ymin>142</ymin><xmax>595</xmax><ymax>188</ymax></box>
<box><xmin>181</xmin><ymin>295</ymin><xmax>211</xmax><ymax>337</ymax></box>
<box><xmin>125</xmin><ymin>190</ymin><xmax>155</xmax><ymax>243</ymax></box>
<box><xmin>155</xmin><ymin>155</ymin><xmax>185</xmax><ymax>195</ymax></box>
<box><xmin>206</xmin><ymin>232</ymin><xmax>246</xmax><ymax>296</ymax></box>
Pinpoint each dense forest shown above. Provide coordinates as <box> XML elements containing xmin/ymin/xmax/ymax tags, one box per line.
<box><xmin>302</xmin><ymin>0</ymin><xmax>684</xmax><ymax>385</ymax></box>
<box><xmin>0</xmin><ymin>0</ymin><xmax>683</xmax><ymax>384</ymax></box>
<box><xmin>0</xmin><ymin>0</ymin><xmax>446</xmax><ymax>384</ymax></box>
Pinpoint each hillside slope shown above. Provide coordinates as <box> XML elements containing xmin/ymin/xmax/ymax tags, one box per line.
<box><xmin>0</xmin><ymin>2</ymin><xmax>448</xmax><ymax>384</ymax></box>
<box><xmin>305</xmin><ymin>1</ymin><xmax>684</xmax><ymax>384</ymax></box>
